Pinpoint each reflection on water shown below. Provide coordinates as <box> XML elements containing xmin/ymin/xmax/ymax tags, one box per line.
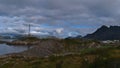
<box><xmin>0</xmin><ymin>44</ymin><xmax>29</xmax><ymax>55</ymax></box>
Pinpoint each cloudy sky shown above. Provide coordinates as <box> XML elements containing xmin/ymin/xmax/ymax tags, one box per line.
<box><xmin>0</xmin><ymin>0</ymin><xmax>120</xmax><ymax>38</ymax></box>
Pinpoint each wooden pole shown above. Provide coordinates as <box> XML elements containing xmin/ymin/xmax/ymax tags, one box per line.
<box><xmin>28</xmin><ymin>24</ymin><xmax>31</xmax><ymax>36</ymax></box>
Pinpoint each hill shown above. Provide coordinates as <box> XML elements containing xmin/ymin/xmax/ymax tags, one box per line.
<box><xmin>84</xmin><ymin>25</ymin><xmax>120</xmax><ymax>40</ymax></box>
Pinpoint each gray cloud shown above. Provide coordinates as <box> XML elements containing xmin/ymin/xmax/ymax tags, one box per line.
<box><xmin>0</xmin><ymin>0</ymin><xmax>120</xmax><ymax>37</ymax></box>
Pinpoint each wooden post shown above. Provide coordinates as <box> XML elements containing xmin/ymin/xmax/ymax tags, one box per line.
<box><xmin>28</xmin><ymin>24</ymin><xmax>31</xmax><ymax>36</ymax></box>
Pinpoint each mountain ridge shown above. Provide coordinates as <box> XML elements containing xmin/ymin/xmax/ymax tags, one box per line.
<box><xmin>84</xmin><ymin>25</ymin><xmax>120</xmax><ymax>40</ymax></box>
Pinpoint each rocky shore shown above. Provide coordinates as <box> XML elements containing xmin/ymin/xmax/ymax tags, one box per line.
<box><xmin>6</xmin><ymin>40</ymin><xmax>40</xmax><ymax>45</ymax></box>
<box><xmin>6</xmin><ymin>36</ymin><xmax>41</xmax><ymax>45</ymax></box>
<box><xmin>0</xmin><ymin>40</ymin><xmax>8</xmax><ymax>44</ymax></box>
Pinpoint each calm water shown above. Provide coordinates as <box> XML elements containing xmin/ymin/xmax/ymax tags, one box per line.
<box><xmin>0</xmin><ymin>44</ymin><xmax>29</xmax><ymax>55</ymax></box>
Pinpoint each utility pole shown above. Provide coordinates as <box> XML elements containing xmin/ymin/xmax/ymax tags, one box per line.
<box><xmin>28</xmin><ymin>24</ymin><xmax>31</xmax><ymax>36</ymax></box>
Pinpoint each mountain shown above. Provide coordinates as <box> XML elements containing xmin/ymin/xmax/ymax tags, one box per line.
<box><xmin>0</xmin><ymin>33</ymin><xmax>24</xmax><ymax>39</ymax></box>
<box><xmin>84</xmin><ymin>25</ymin><xmax>120</xmax><ymax>40</ymax></box>
<box><xmin>0</xmin><ymin>32</ymin><xmax>57</xmax><ymax>39</ymax></box>
<box><xmin>65</xmin><ymin>35</ymin><xmax>82</xmax><ymax>39</ymax></box>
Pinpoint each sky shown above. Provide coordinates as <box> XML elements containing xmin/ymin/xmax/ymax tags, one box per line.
<box><xmin>0</xmin><ymin>0</ymin><xmax>120</xmax><ymax>38</ymax></box>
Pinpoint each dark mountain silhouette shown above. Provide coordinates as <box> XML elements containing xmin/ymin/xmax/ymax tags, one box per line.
<box><xmin>84</xmin><ymin>25</ymin><xmax>120</xmax><ymax>40</ymax></box>
<box><xmin>65</xmin><ymin>35</ymin><xmax>82</xmax><ymax>39</ymax></box>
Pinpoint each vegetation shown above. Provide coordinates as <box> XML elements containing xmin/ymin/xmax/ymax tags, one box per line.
<box><xmin>0</xmin><ymin>47</ymin><xmax>119</xmax><ymax>68</ymax></box>
<box><xmin>2</xmin><ymin>37</ymin><xmax>120</xmax><ymax>68</ymax></box>
<box><xmin>17</xmin><ymin>36</ymin><xmax>41</xmax><ymax>42</ymax></box>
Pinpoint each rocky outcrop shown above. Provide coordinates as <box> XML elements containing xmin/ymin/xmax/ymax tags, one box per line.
<box><xmin>6</xmin><ymin>40</ymin><xmax>40</xmax><ymax>45</ymax></box>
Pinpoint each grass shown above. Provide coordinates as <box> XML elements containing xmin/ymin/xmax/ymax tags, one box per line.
<box><xmin>2</xmin><ymin>38</ymin><xmax>120</xmax><ymax>68</ymax></box>
<box><xmin>18</xmin><ymin>36</ymin><xmax>40</xmax><ymax>42</ymax></box>
<box><xmin>0</xmin><ymin>47</ymin><xmax>119</xmax><ymax>68</ymax></box>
